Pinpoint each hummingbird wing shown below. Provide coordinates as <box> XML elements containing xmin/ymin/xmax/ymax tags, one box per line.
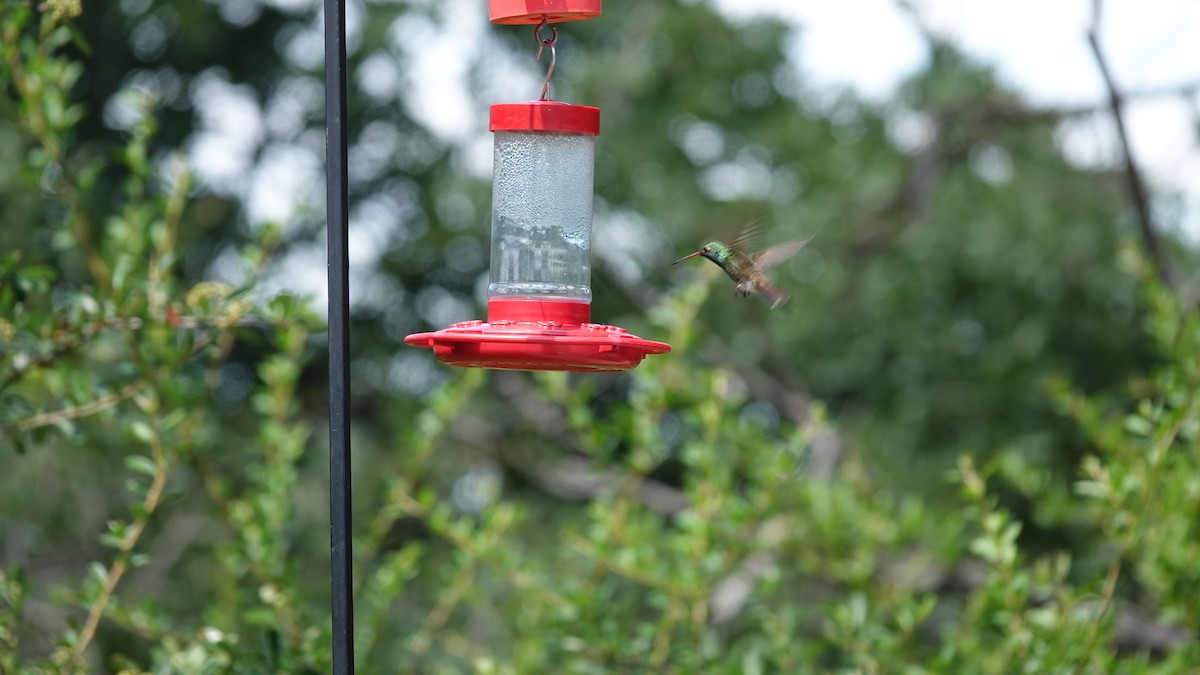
<box><xmin>754</xmin><ymin>235</ymin><xmax>815</xmax><ymax>271</ymax></box>
<box><xmin>727</xmin><ymin>218</ymin><xmax>764</xmax><ymax>254</ymax></box>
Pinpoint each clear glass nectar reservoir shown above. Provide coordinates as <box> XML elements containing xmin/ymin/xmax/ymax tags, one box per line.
<box><xmin>487</xmin><ymin>102</ymin><xmax>599</xmax><ymax>303</ymax></box>
<box><xmin>489</xmin><ymin>130</ymin><xmax>594</xmax><ymax>301</ymax></box>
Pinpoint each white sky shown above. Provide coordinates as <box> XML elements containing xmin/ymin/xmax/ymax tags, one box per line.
<box><xmin>710</xmin><ymin>0</ymin><xmax>1200</xmax><ymax>242</ymax></box>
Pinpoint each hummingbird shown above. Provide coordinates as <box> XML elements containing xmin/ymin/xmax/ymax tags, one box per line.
<box><xmin>672</xmin><ymin>230</ymin><xmax>814</xmax><ymax>309</ymax></box>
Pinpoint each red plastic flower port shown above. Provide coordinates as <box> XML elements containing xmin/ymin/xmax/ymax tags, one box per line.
<box><xmin>404</xmin><ymin>299</ymin><xmax>670</xmax><ymax>372</ymax></box>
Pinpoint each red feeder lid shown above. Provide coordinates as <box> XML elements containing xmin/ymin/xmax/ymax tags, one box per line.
<box><xmin>491</xmin><ymin>101</ymin><xmax>600</xmax><ymax>135</ymax></box>
<box><xmin>405</xmin><ymin>299</ymin><xmax>670</xmax><ymax>372</ymax></box>
<box><xmin>489</xmin><ymin>0</ymin><xmax>601</xmax><ymax>25</ymax></box>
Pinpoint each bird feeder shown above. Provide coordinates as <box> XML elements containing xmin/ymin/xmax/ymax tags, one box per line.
<box><xmin>405</xmin><ymin>1</ymin><xmax>670</xmax><ymax>372</ymax></box>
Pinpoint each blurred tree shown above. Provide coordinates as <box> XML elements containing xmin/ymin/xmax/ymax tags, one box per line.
<box><xmin>2</xmin><ymin>0</ymin><xmax>1199</xmax><ymax>672</ymax></box>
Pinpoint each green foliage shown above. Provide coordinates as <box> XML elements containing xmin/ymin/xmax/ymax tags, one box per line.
<box><xmin>342</xmin><ymin>280</ymin><xmax>956</xmax><ymax>671</ymax></box>
<box><xmin>925</xmin><ymin>256</ymin><xmax>1200</xmax><ymax>674</ymax></box>
<box><xmin>2</xmin><ymin>1</ymin><xmax>1199</xmax><ymax>673</ymax></box>
<box><xmin>1</xmin><ymin>4</ymin><xmax>328</xmax><ymax>671</ymax></box>
<box><xmin>301</xmin><ymin>264</ymin><xmax>1196</xmax><ymax>673</ymax></box>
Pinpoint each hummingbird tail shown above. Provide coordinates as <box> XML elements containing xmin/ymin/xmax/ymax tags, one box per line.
<box><xmin>759</xmin><ymin>280</ymin><xmax>789</xmax><ymax>309</ymax></box>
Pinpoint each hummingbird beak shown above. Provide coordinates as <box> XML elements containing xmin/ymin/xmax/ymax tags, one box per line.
<box><xmin>672</xmin><ymin>251</ymin><xmax>703</xmax><ymax>265</ymax></box>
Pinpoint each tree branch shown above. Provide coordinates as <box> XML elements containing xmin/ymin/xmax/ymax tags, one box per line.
<box><xmin>66</xmin><ymin>414</ymin><xmax>170</xmax><ymax>666</ymax></box>
<box><xmin>1086</xmin><ymin>3</ymin><xmax>1176</xmax><ymax>290</ymax></box>
<box><xmin>1</xmin><ymin>378</ymin><xmax>148</xmax><ymax>439</ymax></box>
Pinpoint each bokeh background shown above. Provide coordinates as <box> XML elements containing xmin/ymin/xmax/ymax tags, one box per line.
<box><xmin>2</xmin><ymin>0</ymin><xmax>1199</xmax><ymax>671</ymax></box>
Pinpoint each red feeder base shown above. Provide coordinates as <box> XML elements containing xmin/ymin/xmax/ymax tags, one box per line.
<box><xmin>404</xmin><ymin>299</ymin><xmax>670</xmax><ymax>372</ymax></box>
<box><xmin>488</xmin><ymin>0</ymin><xmax>601</xmax><ymax>24</ymax></box>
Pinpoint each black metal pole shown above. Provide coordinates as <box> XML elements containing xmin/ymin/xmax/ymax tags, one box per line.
<box><xmin>324</xmin><ymin>0</ymin><xmax>354</xmax><ymax>672</ymax></box>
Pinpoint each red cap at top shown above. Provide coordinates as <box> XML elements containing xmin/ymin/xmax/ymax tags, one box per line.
<box><xmin>488</xmin><ymin>0</ymin><xmax>601</xmax><ymax>24</ymax></box>
<box><xmin>490</xmin><ymin>101</ymin><xmax>600</xmax><ymax>135</ymax></box>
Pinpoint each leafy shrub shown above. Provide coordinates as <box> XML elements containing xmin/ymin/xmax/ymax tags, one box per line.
<box><xmin>2</xmin><ymin>4</ymin><xmax>1198</xmax><ymax>673</ymax></box>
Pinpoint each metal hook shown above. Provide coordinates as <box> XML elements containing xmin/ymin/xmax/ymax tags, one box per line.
<box><xmin>534</xmin><ymin>17</ymin><xmax>557</xmax><ymax>101</ymax></box>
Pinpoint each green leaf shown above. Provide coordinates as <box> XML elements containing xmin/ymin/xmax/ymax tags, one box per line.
<box><xmin>128</xmin><ymin>421</ymin><xmax>154</xmax><ymax>444</ymax></box>
<box><xmin>1123</xmin><ymin>414</ymin><xmax>1153</xmax><ymax>437</ymax></box>
<box><xmin>124</xmin><ymin>454</ymin><xmax>157</xmax><ymax>476</ymax></box>
<box><xmin>89</xmin><ymin>563</ymin><xmax>107</xmax><ymax>585</ymax></box>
